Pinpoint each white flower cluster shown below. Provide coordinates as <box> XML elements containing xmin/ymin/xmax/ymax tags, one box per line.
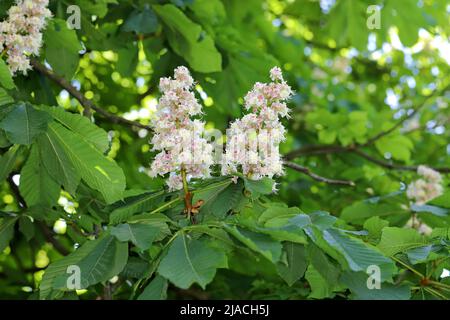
<box><xmin>221</xmin><ymin>67</ymin><xmax>293</xmax><ymax>180</ymax></box>
<box><xmin>406</xmin><ymin>165</ymin><xmax>443</xmax><ymax>205</ymax></box>
<box><xmin>0</xmin><ymin>0</ymin><xmax>52</xmax><ymax>75</ymax></box>
<box><xmin>405</xmin><ymin>216</ymin><xmax>433</xmax><ymax>236</ymax></box>
<box><xmin>149</xmin><ymin>66</ymin><xmax>213</xmax><ymax>191</ymax></box>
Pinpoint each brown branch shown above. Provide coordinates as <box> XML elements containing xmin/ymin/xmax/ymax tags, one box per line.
<box><xmin>351</xmin><ymin>149</ymin><xmax>450</xmax><ymax>173</ymax></box>
<box><xmin>285</xmin><ymin>145</ymin><xmax>450</xmax><ymax>173</ymax></box>
<box><xmin>30</xmin><ymin>59</ymin><xmax>152</xmax><ymax>131</ymax></box>
<box><xmin>283</xmin><ymin>161</ymin><xmax>355</xmax><ymax>186</ymax></box>
<box><xmin>37</xmin><ymin>222</ymin><xmax>70</xmax><ymax>256</ymax></box>
<box><xmin>362</xmin><ymin>84</ymin><xmax>450</xmax><ymax>146</ymax></box>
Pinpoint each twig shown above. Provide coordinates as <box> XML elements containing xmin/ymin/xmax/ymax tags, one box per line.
<box><xmin>285</xmin><ymin>146</ymin><xmax>450</xmax><ymax>173</ymax></box>
<box><xmin>351</xmin><ymin>149</ymin><xmax>450</xmax><ymax>173</ymax></box>
<box><xmin>37</xmin><ymin>222</ymin><xmax>70</xmax><ymax>256</ymax></box>
<box><xmin>362</xmin><ymin>85</ymin><xmax>449</xmax><ymax>146</ymax></box>
<box><xmin>283</xmin><ymin>161</ymin><xmax>355</xmax><ymax>186</ymax></box>
<box><xmin>30</xmin><ymin>59</ymin><xmax>152</xmax><ymax>131</ymax></box>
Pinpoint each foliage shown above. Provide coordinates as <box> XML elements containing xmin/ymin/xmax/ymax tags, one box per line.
<box><xmin>0</xmin><ymin>0</ymin><xmax>449</xmax><ymax>300</ymax></box>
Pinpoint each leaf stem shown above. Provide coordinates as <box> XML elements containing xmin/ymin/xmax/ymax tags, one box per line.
<box><xmin>181</xmin><ymin>168</ymin><xmax>193</xmax><ymax>222</ymax></box>
<box><xmin>390</xmin><ymin>255</ymin><xmax>424</xmax><ymax>278</ymax></box>
<box><xmin>424</xmin><ymin>287</ymin><xmax>448</xmax><ymax>300</ymax></box>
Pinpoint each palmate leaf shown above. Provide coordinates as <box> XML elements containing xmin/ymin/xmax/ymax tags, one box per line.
<box><xmin>111</xmin><ymin>223</ymin><xmax>160</xmax><ymax>250</ymax></box>
<box><xmin>305</xmin><ymin>264</ymin><xmax>337</xmax><ymax>299</ymax></box>
<box><xmin>47</xmin><ymin>122</ymin><xmax>125</xmax><ymax>204</ymax></box>
<box><xmin>122</xmin><ymin>6</ymin><xmax>158</xmax><ymax>34</ymax></box>
<box><xmin>43</xmin><ymin>106</ymin><xmax>110</xmax><ymax>153</ymax></box>
<box><xmin>157</xmin><ymin>233</ymin><xmax>228</xmax><ymax>289</ymax></box>
<box><xmin>40</xmin><ymin>234</ymin><xmax>128</xmax><ymax>299</ymax></box>
<box><xmin>322</xmin><ymin>228</ymin><xmax>396</xmax><ymax>280</ymax></box>
<box><xmin>0</xmin><ymin>58</ymin><xmax>14</xmax><ymax>90</ymax></box>
<box><xmin>377</xmin><ymin>227</ymin><xmax>428</xmax><ymax>256</ymax></box>
<box><xmin>137</xmin><ymin>276</ymin><xmax>168</xmax><ymax>300</ymax></box>
<box><xmin>194</xmin><ymin>179</ymin><xmax>244</xmax><ymax>219</ymax></box>
<box><xmin>109</xmin><ymin>190</ymin><xmax>165</xmax><ymax>224</ymax></box>
<box><xmin>0</xmin><ymin>144</ymin><xmax>21</xmax><ymax>182</ymax></box>
<box><xmin>153</xmin><ymin>4</ymin><xmax>222</xmax><ymax>73</ymax></box>
<box><xmin>0</xmin><ymin>102</ymin><xmax>51</xmax><ymax>145</ymax></box>
<box><xmin>224</xmin><ymin>225</ymin><xmax>282</xmax><ymax>262</ymax></box>
<box><xmin>0</xmin><ymin>88</ymin><xmax>13</xmax><ymax>106</ymax></box>
<box><xmin>19</xmin><ymin>145</ymin><xmax>60</xmax><ymax>207</ymax></box>
<box><xmin>0</xmin><ymin>216</ymin><xmax>18</xmax><ymax>252</ymax></box>
<box><xmin>341</xmin><ymin>271</ymin><xmax>411</xmax><ymax>300</ymax></box>
<box><xmin>43</xmin><ymin>19</ymin><xmax>83</xmax><ymax>79</ymax></box>
<box><xmin>276</xmin><ymin>242</ymin><xmax>307</xmax><ymax>286</ymax></box>
<box><xmin>37</xmin><ymin>130</ymin><xmax>81</xmax><ymax>194</ymax></box>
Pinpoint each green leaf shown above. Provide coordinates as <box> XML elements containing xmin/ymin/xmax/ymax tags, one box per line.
<box><xmin>157</xmin><ymin>233</ymin><xmax>227</xmax><ymax>289</ymax></box>
<box><xmin>202</xmin><ymin>53</ymin><xmax>278</xmax><ymax>116</ymax></box>
<box><xmin>0</xmin><ymin>216</ymin><xmax>18</xmax><ymax>252</ymax></box>
<box><xmin>308</xmin><ymin>243</ymin><xmax>340</xmax><ymax>286</ymax></box>
<box><xmin>40</xmin><ymin>234</ymin><xmax>128</xmax><ymax>299</ymax></box>
<box><xmin>377</xmin><ymin>227</ymin><xmax>428</xmax><ymax>256</ymax></box>
<box><xmin>224</xmin><ymin>225</ymin><xmax>282</xmax><ymax>262</ymax></box>
<box><xmin>116</xmin><ymin>44</ymin><xmax>139</xmax><ymax>78</ymax></box>
<box><xmin>406</xmin><ymin>245</ymin><xmax>433</xmax><ymax>264</ymax></box>
<box><xmin>340</xmin><ymin>194</ymin><xmax>409</xmax><ymax>225</ymax></box>
<box><xmin>305</xmin><ymin>264</ymin><xmax>336</xmax><ymax>299</ymax></box>
<box><xmin>375</xmin><ymin>135</ymin><xmax>414</xmax><ymax>162</ymax></box>
<box><xmin>109</xmin><ymin>190</ymin><xmax>165</xmax><ymax>224</ymax></box>
<box><xmin>111</xmin><ymin>223</ymin><xmax>159</xmax><ymax>250</ymax></box>
<box><xmin>122</xmin><ymin>6</ymin><xmax>158</xmax><ymax>34</ymax></box>
<box><xmin>340</xmin><ymin>271</ymin><xmax>411</xmax><ymax>300</ymax></box>
<box><xmin>244</xmin><ymin>177</ymin><xmax>274</xmax><ymax>199</ymax></box>
<box><xmin>363</xmin><ymin>216</ymin><xmax>390</xmax><ymax>241</ymax></box>
<box><xmin>37</xmin><ymin>130</ymin><xmax>81</xmax><ymax>194</ymax></box>
<box><xmin>121</xmin><ymin>257</ymin><xmax>151</xmax><ymax>279</ymax></box>
<box><xmin>193</xmin><ymin>179</ymin><xmax>243</xmax><ymax>219</ymax></box>
<box><xmin>0</xmin><ymin>144</ymin><xmax>21</xmax><ymax>182</ymax></box>
<box><xmin>0</xmin><ymin>102</ymin><xmax>51</xmax><ymax>145</ymax></box>
<box><xmin>411</xmin><ymin>204</ymin><xmax>448</xmax><ymax>217</ymax></box>
<box><xmin>19</xmin><ymin>145</ymin><xmax>60</xmax><ymax>207</ymax></box>
<box><xmin>0</xmin><ymin>88</ymin><xmax>14</xmax><ymax>106</ymax></box>
<box><xmin>74</xmin><ymin>0</ymin><xmax>118</xmax><ymax>18</ymax></box>
<box><xmin>322</xmin><ymin>228</ymin><xmax>396</xmax><ymax>280</ymax></box>
<box><xmin>276</xmin><ymin>242</ymin><xmax>307</xmax><ymax>286</ymax></box>
<box><xmin>325</xmin><ymin>0</ymin><xmax>368</xmax><ymax>51</ymax></box>
<box><xmin>137</xmin><ymin>276</ymin><xmax>168</xmax><ymax>300</ymax></box>
<box><xmin>44</xmin><ymin>19</ymin><xmax>82</xmax><ymax>79</ymax></box>
<box><xmin>47</xmin><ymin>122</ymin><xmax>125</xmax><ymax>204</ymax></box>
<box><xmin>153</xmin><ymin>4</ymin><xmax>222</xmax><ymax>73</ymax></box>
<box><xmin>0</xmin><ymin>58</ymin><xmax>14</xmax><ymax>89</ymax></box>
<box><xmin>18</xmin><ymin>216</ymin><xmax>35</xmax><ymax>241</ymax></box>
<box><xmin>44</xmin><ymin>106</ymin><xmax>110</xmax><ymax>153</ymax></box>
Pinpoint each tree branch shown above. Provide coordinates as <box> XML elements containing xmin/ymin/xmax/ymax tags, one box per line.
<box><xmin>283</xmin><ymin>161</ymin><xmax>355</xmax><ymax>186</ymax></box>
<box><xmin>285</xmin><ymin>145</ymin><xmax>450</xmax><ymax>173</ymax></box>
<box><xmin>362</xmin><ymin>84</ymin><xmax>450</xmax><ymax>146</ymax></box>
<box><xmin>351</xmin><ymin>149</ymin><xmax>450</xmax><ymax>173</ymax></box>
<box><xmin>31</xmin><ymin>59</ymin><xmax>152</xmax><ymax>131</ymax></box>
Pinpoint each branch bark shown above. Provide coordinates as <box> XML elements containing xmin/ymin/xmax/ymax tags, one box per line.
<box><xmin>283</xmin><ymin>161</ymin><xmax>355</xmax><ymax>186</ymax></box>
<box><xmin>31</xmin><ymin>59</ymin><xmax>152</xmax><ymax>131</ymax></box>
<box><xmin>285</xmin><ymin>145</ymin><xmax>450</xmax><ymax>173</ymax></box>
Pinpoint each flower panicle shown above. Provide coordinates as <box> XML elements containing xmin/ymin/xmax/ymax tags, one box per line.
<box><xmin>0</xmin><ymin>0</ymin><xmax>52</xmax><ymax>75</ymax></box>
